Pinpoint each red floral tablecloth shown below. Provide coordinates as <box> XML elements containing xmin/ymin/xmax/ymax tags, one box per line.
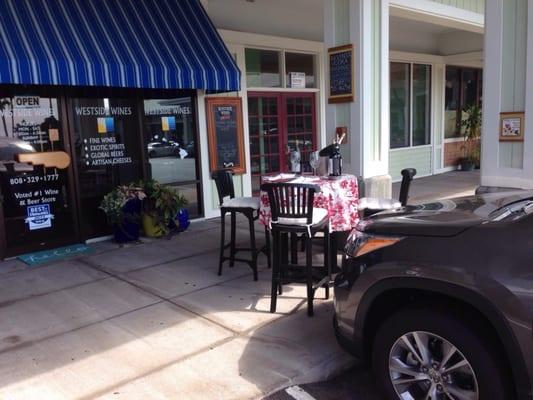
<box><xmin>259</xmin><ymin>174</ymin><xmax>359</xmax><ymax>232</ymax></box>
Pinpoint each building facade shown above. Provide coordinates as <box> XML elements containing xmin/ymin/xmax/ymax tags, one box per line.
<box><xmin>10</xmin><ymin>0</ymin><xmax>532</xmax><ymax>258</ymax></box>
<box><xmin>0</xmin><ymin>0</ymin><xmax>239</xmax><ymax>257</ymax></box>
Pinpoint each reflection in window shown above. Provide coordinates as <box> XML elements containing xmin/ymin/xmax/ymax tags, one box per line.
<box><xmin>445</xmin><ymin>67</ymin><xmax>482</xmax><ymax>139</ymax></box>
<box><xmin>143</xmin><ymin>97</ymin><xmax>200</xmax><ymax>218</ymax></box>
<box><xmin>245</xmin><ymin>48</ymin><xmax>281</xmax><ymax>88</ymax></box>
<box><xmin>390</xmin><ymin>63</ymin><xmax>410</xmax><ymax>149</ymax></box>
<box><xmin>285</xmin><ymin>52</ymin><xmax>316</xmax><ymax>88</ymax></box>
<box><xmin>413</xmin><ymin>64</ymin><xmax>431</xmax><ymax>146</ymax></box>
<box><xmin>0</xmin><ymin>96</ymin><xmax>60</xmax><ymax>155</ymax></box>
<box><xmin>389</xmin><ymin>62</ymin><xmax>431</xmax><ymax>149</ymax></box>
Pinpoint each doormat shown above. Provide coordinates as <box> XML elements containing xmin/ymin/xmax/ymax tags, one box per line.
<box><xmin>18</xmin><ymin>244</ymin><xmax>95</xmax><ymax>266</ymax></box>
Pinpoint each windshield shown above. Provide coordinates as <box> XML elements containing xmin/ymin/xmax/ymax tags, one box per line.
<box><xmin>489</xmin><ymin>198</ymin><xmax>533</xmax><ymax>222</ymax></box>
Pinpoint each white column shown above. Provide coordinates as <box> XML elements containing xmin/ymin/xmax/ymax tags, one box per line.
<box><xmin>522</xmin><ymin>0</ymin><xmax>533</xmax><ymax>181</ymax></box>
<box><xmin>481</xmin><ymin>0</ymin><xmax>532</xmax><ymax>189</ymax></box>
<box><xmin>480</xmin><ymin>0</ymin><xmax>502</xmax><ymax>186</ymax></box>
<box><xmin>324</xmin><ymin>0</ymin><xmax>389</xmax><ymax>179</ymax></box>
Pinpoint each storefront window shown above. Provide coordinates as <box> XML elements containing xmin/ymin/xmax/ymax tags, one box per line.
<box><xmin>413</xmin><ymin>64</ymin><xmax>431</xmax><ymax>146</ymax></box>
<box><xmin>0</xmin><ymin>95</ymin><xmax>76</xmax><ymax>254</ymax></box>
<box><xmin>445</xmin><ymin>67</ymin><xmax>482</xmax><ymax>139</ymax></box>
<box><xmin>390</xmin><ymin>62</ymin><xmax>431</xmax><ymax>149</ymax></box>
<box><xmin>143</xmin><ymin>97</ymin><xmax>201</xmax><ymax>218</ymax></box>
<box><xmin>390</xmin><ymin>63</ymin><xmax>410</xmax><ymax>149</ymax></box>
<box><xmin>71</xmin><ymin>98</ymin><xmax>142</xmax><ymax>238</ymax></box>
<box><xmin>285</xmin><ymin>52</ymin><xmax>316</xmax><ymax>88</ymax></box>
<box><xmin>245</xmin><ymin>49</ymin><xmax>282</xmax><ymax>88</ymax></box>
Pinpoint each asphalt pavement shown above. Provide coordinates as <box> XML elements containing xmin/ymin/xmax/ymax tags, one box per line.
<box><xmin>264</xmin><ymin>365</ymin><xmax>384</xmax><ymax>400</ymax></box>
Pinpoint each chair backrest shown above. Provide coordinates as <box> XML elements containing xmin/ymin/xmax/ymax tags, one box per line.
<box><xmin>261</xmin><ymin>182</ymin><xmax>319</xmax><ymax>225</ymax></box>
<box><xmin>211</xmin><ymin>169</ymin><xmax>235</xmax><ymax>205</ymax></box>
<box><xmin>398</xmin><ymin>168</ymin><xmax>417</xmax><ymax>206</ymax></box>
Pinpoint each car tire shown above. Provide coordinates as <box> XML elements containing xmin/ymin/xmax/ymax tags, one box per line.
<box><xmin>148</xmin><ymin>150</ymin><xmax>156</xmax><ymax>158</ymax></box>
<box><xmin>371</xmin><ymin>308</ymin><xmax>510</xmax><ymax>400</ymax></box>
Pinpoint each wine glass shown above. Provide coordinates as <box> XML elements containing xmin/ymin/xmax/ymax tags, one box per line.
<box><xmin>309</xmin><ymin>151</ymin><xmax>320</xmax><ymax>176</ymax></box>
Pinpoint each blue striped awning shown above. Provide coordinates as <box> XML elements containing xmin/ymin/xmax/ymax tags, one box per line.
<box><xmin>0</xmin><ymin>0</ymin><xmax>240</xmax><ymax>92</ymax></box>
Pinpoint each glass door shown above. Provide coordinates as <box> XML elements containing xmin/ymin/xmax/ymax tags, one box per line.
<box><xmin>283</xmin><ymin>93</ymin><xmax>316</xmax><ymax>173</ymax></box>
<box><xmin>70</xmin><ymin>97</ymin><xmax>143</xmax><ymax>239</ymax></box>
<box><xmin>0</xmin><ymin>95</ymin><xmax>78</xmax><ymax>256</ymax></box>
<box><xmin>248</xmin><ymin>93</ymin><xmax>282</xmax><ymax>193</ymax></box>
<box><xmin>143</xmin><ymin>96</ymin><xmax>202</xmax><ymax>218</ymax></box>
<box><xmin>248</xmin><ymin>92</ymin><xmax>316</xmax><ymax>193</ymax></box>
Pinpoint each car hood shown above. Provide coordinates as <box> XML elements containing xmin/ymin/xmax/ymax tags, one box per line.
<box><xmin>361</xmin><ymin>190</ymin><xmax>533</xmax><ymax>237</ymax></box>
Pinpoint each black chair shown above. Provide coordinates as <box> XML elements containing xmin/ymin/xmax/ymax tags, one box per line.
<box><xmin>358</xmin><ymin>168</ymin><xmax>417</xmax><ymax>217</ymax></box>
<box><xmin>212</xmin><ymin>170</ymin><xmax>270</xmax><ymax>281</ymax></box>
<box><xmin>261</xmin><ymin>182</ymin><xmax>331</xmax><ymax>317</ymax></box>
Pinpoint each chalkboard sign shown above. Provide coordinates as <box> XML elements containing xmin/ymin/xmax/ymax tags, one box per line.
<box><xmin>206</xmin><ymin>97</ymin><xmax>246</xmax><ymax>175</ymax></box>
<box><xmin>328</xmin><ymin>44</ymin><xmax>354</xmax><ymax>103</ymax></box>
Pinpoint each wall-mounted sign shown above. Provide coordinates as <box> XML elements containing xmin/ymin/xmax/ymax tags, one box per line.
<box><xmin>499</xmin><ymin>112</ymin><xmax>525</xmax><ymax>142</ymax></box>
<box><xmin>328</xmin><ymin>44</ymin><xmax>354</xmax><ymax>104</ymax></box>
<box><xmin>290</xmin><ymin>72</ymin><xmax>306</xmax><ymax>89</ymax></box>
<box><xmin>205</xmin><ymin>97</ymin><xmax>246</xmax><ymax>175</ymax></box>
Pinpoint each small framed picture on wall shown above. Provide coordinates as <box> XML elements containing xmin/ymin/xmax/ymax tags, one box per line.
<box><xmin>499</xmin><ymin>112</ymin><xmax>525</xmax><ymax>142</ymax></box>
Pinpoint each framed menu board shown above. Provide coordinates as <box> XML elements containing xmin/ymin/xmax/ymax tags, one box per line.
<box><xmin>328</xmin><ymin>44</ymin><xmax>354</xmax><ymax>103</ymax></box>
<box><xmin>206</xmin><ymin>97</ymin><xmax>246</xmax><ymax>175</ymax></box>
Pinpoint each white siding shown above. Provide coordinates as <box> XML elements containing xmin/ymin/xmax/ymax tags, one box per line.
<box><xmin>428</xmin><ymin>0</ymin><xmax>484</xmax><ymax>14</ymax></box>
<box><xmin>389</xmin><ymin>147</ymin><xmax>432</xmax><ymax>181</ymax></box>
<box><xmin>499</xmin><ymin>0</ymin><xmax>527</xmax><ymax>169</ymax></box>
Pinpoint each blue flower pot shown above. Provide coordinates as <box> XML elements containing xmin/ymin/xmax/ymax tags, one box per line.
<box><xmin>175</xmin><ymin>208</ymin><xmax>190</xmax><ymax>232</ymax></box>
<box><xmin>113</xmin><ymin>198</ymin><xmax>141</xmax><ymax>243</ymax></box>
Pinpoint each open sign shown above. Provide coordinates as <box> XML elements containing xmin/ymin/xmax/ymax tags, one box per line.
<box><xmin>14</xmin><ymin>96</ymin><xmax>40</xmax><ymax>108</ymax></box>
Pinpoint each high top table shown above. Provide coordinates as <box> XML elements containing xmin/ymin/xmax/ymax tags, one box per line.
<box><xmin>259</xmin><ymin>174</ymin><xmax>360</xmax><ymax>269</ymax></box>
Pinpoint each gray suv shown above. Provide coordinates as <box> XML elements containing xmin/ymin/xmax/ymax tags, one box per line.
<box><xmin>334</xmin><ymin>191</ymin><xmax>533</xmax><ymax>400</ymax></box>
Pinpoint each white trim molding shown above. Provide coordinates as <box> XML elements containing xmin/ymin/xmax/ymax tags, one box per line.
<box><xmin>389</xmin><ymin>0</ymin><xmax>484</xmax><ymax>33</ymax></box>
<box><xmin>218</xmin><ymin>29</ymin><xmax>323</xmax><ymax>53</ymax></box>
<box><xmin>390</xmin><ymin>51</ymin><xmax>483</xmax><ymax>69</ymax></box>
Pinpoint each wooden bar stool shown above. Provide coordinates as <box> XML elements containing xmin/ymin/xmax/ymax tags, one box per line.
<box><xmin>212</xmin><ymin>170</ymin><xmax>270</xmax><ymax>280</ymax></box>
<box><xmin>261</xmin><ymin>182</ymin><xmax>331</xmax><ymax>317</ymax></box>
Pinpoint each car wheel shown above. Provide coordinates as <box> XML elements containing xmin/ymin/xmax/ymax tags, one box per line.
<box><xmin>148</xmin><ymin>150</ymin><xmax>156</xmax><ymax>158</ymax></box>
<box><xmin>372</xmin><ymin>308</ymin><xmax>510</xmax><ymax>400</ymax></box>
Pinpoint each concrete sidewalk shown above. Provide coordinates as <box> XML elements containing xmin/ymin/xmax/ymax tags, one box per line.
<box><xmin>393</xmin><ymin>170</ymin><xmax>480</xmax><ymax>204</ymax></box>
<box><xmin>0</xmin><ymin>220</ymin><xmax>354</xmax><ymax>399</ymax></box>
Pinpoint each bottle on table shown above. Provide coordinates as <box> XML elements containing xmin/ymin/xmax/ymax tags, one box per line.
<box><xmin>328</xmin><ymin>138</ymin><xmax>342</xmax><ymax>176</ymax></box>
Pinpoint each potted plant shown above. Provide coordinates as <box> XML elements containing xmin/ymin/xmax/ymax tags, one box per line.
<box><xmin>139</xmin><ymin>179</ymin><xmax>188</xmax><ymax>237</ymax></box>
<box><xmin>99</xmin><ymin>185</ymin><xmax>146</xmax><ymax>243</ymax></box>
<box><xmin>459</xmin><ymin>104</ymin><xmax>482</xmax><ymax>171</ymax></box>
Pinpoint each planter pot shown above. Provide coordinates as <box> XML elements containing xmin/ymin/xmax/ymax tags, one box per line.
<box><xmin>113</xmin><ymin>198</ymin><xmax>141</xmax><ymax>243</ymax></box>
<box><xmin>460</xmin><ymin>159</ymin><xmax>476</xmax><ymax>171</ymax></box>
<box><xmin>142</xmin><ymin>213</ymin><xmax>165</xmax><ymax>237</ymax></box>
<box><xmin>175</xmin><ymin>208</ymin><xmax>190</xmax><ymax>232</ymax></box>
<box><xmin>113</xmin><ymin>222</ymin><xmax>140</xmax><ymax>243</ymax></box>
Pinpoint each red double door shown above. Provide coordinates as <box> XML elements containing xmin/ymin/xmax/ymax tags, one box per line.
<box><xmin>247</xmin><ymin>92</ymin><xmax>317</xmax><ymax>193</ymax></box>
